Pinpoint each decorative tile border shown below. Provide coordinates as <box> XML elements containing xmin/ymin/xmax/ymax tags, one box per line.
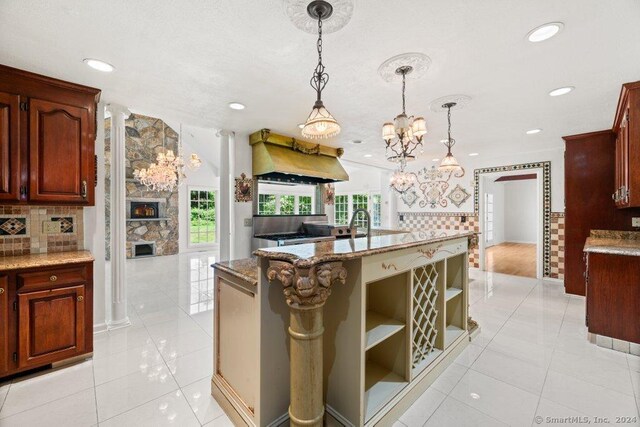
<box><xmin>473</xmin><ymin>161</ymin><xmax>552</xmax><ymax>277</ymax></box>
<box><xmin>550</xmin><ymin>212</ymin><xmax>565</xmax><ymax>280</ymax></box>
<box><xmin>0</xmin><ymin>216</ymin><xmax>28</xmax><ymax>237</ymax></box>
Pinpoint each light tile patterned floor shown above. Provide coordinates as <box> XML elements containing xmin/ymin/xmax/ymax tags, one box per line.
<box><xmin>0</xmin><ymin>252</ymin><xmax>638</xmax><ymax>426</ymax></box>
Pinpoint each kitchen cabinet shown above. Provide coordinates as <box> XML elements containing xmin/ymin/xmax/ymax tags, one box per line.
<box><xmin>585</xmin><ymin>252</ymin><xmax>640</xmax><ymax>344</ymax></box>
<box><xmin>613</xmin><ymin>82</ymin><xmax>640</xmax><ymax>208</ymax></box>
<box><xmin>0</xmin><ymin>260</ymin><xmax>93</xmax><ymax>379</ymax></box>
<box><xmin>0</xmin><ymin>64</ymin><xmax>100</xmax><ymax>205</ymax></box>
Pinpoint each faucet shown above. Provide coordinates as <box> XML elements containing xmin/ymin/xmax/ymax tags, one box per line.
<box><xmin>349</xmin><ymin>208</ymin><xmax>370</xmax><ymax>239</ymax></box>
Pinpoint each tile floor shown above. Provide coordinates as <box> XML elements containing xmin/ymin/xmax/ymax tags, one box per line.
<box><xmin>0</xmin><ymin>252</ymin><xmax>638</xmax><ymax>426</ymax></box>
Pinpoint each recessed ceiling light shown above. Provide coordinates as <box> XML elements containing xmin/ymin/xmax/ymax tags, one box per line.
<box><xmin>469</xmin><ymin>153</ymin><xmax>479</xmax><ymax>156</ymax></box>
<box><xmin>527</xmin><ymin>22</ymin><xmax>564</xmax><ymax>42</ymax></box>
<box><xmin>432</xmin><ymin>158</ymin><xmax>440</xmax><ymax>162</ymax></box>
<box><xmin>470</xmin><ymin>392</ymin><xmax>481</xmax><ymax>400</ymax></box>
<box><xmin>549</xmin><ymin>86</ymin><xmax>574</xmax><ymax>97</ymax></box>
<box><xmin>297</xmin><ymin>123</ymin><xmax>305</xmax><ymax>129</ymax></box>
<box><xmin>83</xmin><ymin>58</ymin><xmax>115</xmax><ymax>72</ymax></box>
<box><xmin>363</xmin><ymin>154</ymin><xmax>373</xmax><ymax>158</ymax></box>
<box><xmin>228</xmin><ymin>102</ymin><xmax>246</xmax><ymax>110</ymax></box>
<box><xmin>526</xmin><ymin>128</ymin><xmax>542</xmax><ymax>135</ymax></box>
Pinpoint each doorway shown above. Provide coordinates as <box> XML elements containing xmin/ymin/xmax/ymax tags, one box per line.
<box><xmin>479</xmin><ymin>171</ymin><xmax>542</xmax><ymax>278</ymax></box>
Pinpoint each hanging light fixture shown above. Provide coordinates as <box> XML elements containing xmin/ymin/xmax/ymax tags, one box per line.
<box><xmin>133</xmin><ymin>122</ymin><xmax>202</xmax><ymax>192</ymax></box>
<box><xmin>438</xmin><ymin>102</ymin><xmax>463</xmax><ymax>172</ymax></box>
<box><xmin>301</xmin><ymin>1</ymin><xmax>341</xmax><ymax>139</ymax></box>
<box><xmin>382</xmin><ymin>65</ymin><xmax>427</xmax><ymax>162</ymax></box>
<box><xmin>389</xmin><ymin>157</ymin><xmax>416</xmax><ymax>195</ymax></box>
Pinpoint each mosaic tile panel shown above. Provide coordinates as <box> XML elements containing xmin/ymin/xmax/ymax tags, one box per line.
<box><xmin>0</xmin><ymin>217</ymin><xmax>27</xmax><ymax>236</ymax></box>
<box><xmin>473</xmin><ymin>161</ymin><xmax>552</xmax><ymax>277</ymax></box>
<box><xmin>0</xmin><ymin>206</ymin><xmax>84</xmax><ymax>256</ymax></box>
<box><xmin>550</xmin><ymin>212</ymin><xmax>565</xmax><ymax>280</ymax></box>
<box><xmin>398</xmin><ymin>212</ymin><xmax>480</xmax><ymax>268</ymax></box>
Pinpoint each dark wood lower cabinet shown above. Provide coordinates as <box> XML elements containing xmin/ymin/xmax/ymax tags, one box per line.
<box><xmin>18</xmin><ymin>285</ymin><xmax>86</xmax><ymax>369</ymax></box>
<box><xmin>586</xmin><ymin>252</ymin><xmax>640</xmax><ymax>344</ymax></box>
<box><xmin>0</xmin><ymin>261</ymin><xmax>93</xmax><ymax>379</ymax></box>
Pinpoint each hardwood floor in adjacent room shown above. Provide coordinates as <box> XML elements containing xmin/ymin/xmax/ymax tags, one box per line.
<box><xmin>485</xmin><ymin>242</ymin><xmax>537</xmax><ymax>278</ymax></box>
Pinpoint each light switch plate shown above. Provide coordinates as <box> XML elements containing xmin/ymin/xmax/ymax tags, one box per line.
<box><xmin>244</xmin><ymin>218</ymin><xmax>253</xmax><ymax>227</ymax></box>
<box><xmin>633</xmin><ymin>217</ymin><xmax>640</xmax><ymax>227</ymax></box>
<box><xmin>43</xmin><ymin>221</ymin><xmax>60</xmax><ymax>234</ymax></box>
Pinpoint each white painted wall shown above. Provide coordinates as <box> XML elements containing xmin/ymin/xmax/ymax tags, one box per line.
<box><xmin>395</xmin><ymin>147</ymin><xmax>564</xmax><ymax>217</ymax></box>
<box><xmin>503</xmin><ymin>180</ymin><xmax>538</xmax><ymax>243</ymax></box>
<box><xmin>482</xmin><ymin>176</ymin><xmax>505</xmax><ymax>246</ymax></box>
<box><xmin>232</xmin><ymin>131</ymin><xmax>254</xmax><ymax>260</ymax></box>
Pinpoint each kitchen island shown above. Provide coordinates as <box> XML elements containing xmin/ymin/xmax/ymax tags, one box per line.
<box><xmin>212</xmin><ymin>230</ymin><xmax>477</xmax><ymax>427</ymax></box>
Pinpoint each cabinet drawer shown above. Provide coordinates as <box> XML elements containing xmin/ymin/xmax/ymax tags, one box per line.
<box><xmin>17</xmin><ymin>265</ymin><xmax>88</xmax><ymax>291</ymax></box>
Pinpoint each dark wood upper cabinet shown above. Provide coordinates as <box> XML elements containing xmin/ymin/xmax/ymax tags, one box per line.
<box><xmin>613</xmin><ymin>82</ymin><xmax>640</xmax><ymax>208</ymax></box>
<box><xmin>18</xmin><ymin>284</ymin><xmax>86</xmax><ymax>369</ymax></box>
<box><xmin>0</xmin><ymin>276</ymin><xmax>8</xmax><ymax>375</ymax></box>
<box><xmin>0</xmin><ymin>91</ymin><xmax>21</xmax><ymax>202</ymax></box>
<box><xmin>0</xmin><ymin>64</ymin><xmax>100</xmax><ymax>205</ymax></box>
<box><xmin>28</xmin><ymin>98</ymin><xmax>91</xmax><ymax>203</ymax></box>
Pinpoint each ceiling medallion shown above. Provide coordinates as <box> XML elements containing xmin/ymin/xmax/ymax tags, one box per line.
<box><xmin>429</xmin><ymin>94</ymin><xmax>472</xmax><ymax>112</ymax></box>
<box><xmin>382</xmin><ymin>65</ymin><xmax>427</xmax><ymax>162</ymax></box>
<box><xmin>284</xmin><ymin>0</ymin><xmax>354</xmax><ymax>34</ymax></box>
<box><xmin>378</xmin><ymin>52</ymin><xmax>431</xmax><ymax>83</ymax></box>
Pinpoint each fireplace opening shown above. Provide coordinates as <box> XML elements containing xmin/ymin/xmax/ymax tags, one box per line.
<box><xmin>131</xmin><ymin>202</ymin><xmax>159</xmax><ymax>219</ymax></box>
<box><xmin>133</xmin><ymin>242</ymin><xmax>156</xmax><ymax>258</ymax></box>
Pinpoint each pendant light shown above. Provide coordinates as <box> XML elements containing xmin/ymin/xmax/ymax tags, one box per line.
<box><xmin>389</xmin><ymin>157</ymin><xmax>416</xmax><ymax>195</ymax></box>
<box><xmin>301</xmin><ymin>1</ymin><xmax>341</xmax><ymax>139</ymax></box>
<box><xmin>439</xmin><ymin>102</ymin><xmax>463</xmax><ymax>172</ymax></box>
<box><xmin>382</xmin><ymin>65</ymin><xmax>427</xmax><ymax>162</ymax></box>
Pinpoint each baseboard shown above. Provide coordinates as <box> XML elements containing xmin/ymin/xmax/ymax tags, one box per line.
<box><xmin>543</xmin><ymin>277</ymin><xmax>564</xmax><ymax>284</ymax></box>
<box><xmin>502</xmin><ymin>240</ymin><xmax>537</xmax><ymax>244</ymax></box>
<box><xmin>93</xmin><ymin>322</ymin><xmax>108</xmax><ymax>334</ymax></box>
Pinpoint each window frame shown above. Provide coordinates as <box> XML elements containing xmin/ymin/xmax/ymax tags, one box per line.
<box><xmin>187</xmin><ymin>186</ymin><xmax>219</xmax><ymax>249</ymax></box>
<box><xmin>257</xmin><ymin>192</ymin><xmax>316</xmax><ymax>215</ymax></box>
<box><xmin>334</xmin><ymin>191</ymin><xmax>382</xmax><ymax>227</ymax></box>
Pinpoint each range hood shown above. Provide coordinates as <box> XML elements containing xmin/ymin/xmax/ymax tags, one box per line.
<box><xmin>250</xmin><ymin>129</ymin><xmax>349</xmax><ymax>184</ymax></box>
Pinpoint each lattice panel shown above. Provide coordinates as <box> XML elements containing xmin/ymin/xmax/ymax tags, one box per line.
<box><xmin>412</xmin><ymin>264</ymin><xmax>439</xmax><ymax>369</ymax></box>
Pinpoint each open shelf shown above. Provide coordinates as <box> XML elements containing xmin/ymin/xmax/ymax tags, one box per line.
<box><xmin>364</xmin><ymin>360</ymin><xmax>407</xmax><ymax>422</ymax></box>
<box><xmin>365</xmin><ymin>311</ymin><xmax>405</xmax><ymax>351</ymax></box>
<box><xmin>412</xmin><ymin>348</ymin><xmax>443</xmax><ymax>378</ymax></box>
<box><xmin>444</xmin><ymin>287</ymin><xmax>463</xmax><ymax>301</ymax></box>
<box><xmin>444</xmin><ymin>325</ymin><xmax>465</xmax><ymax>348</ymax></box>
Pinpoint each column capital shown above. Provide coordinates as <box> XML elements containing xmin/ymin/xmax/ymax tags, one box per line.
<box><xmin>267</xmin><ymin>260</ymin><xmax>347</xmax><ymax>309</ymax></box>
<box><xmin>216</xmin><ymin>129</ymin><xmax>234</xmax><ymax>137</ymax></box>
<box><xmin>105</xmin><ymin>103</ymin><xmax>131</xmax><ymax>118</ymax></box>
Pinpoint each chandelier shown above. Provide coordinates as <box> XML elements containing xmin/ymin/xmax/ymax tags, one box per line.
<box><xmin>438</xmin><ymin>102</ymin><xmax>463</xmax><ymax>172</ymax></box>
<box><xmin>389</xmin><ymin>157</ymin><xmax>416</xmax><ymax>194</ymax></box>
<box><xmin>301</xmin><ymin>0</ymin><xmax>341</xmax><ymax>139</ymax></box>
<box><xmin>382</xmin><ymin>65</ymin><xmax>427</xmax><ymax>162</ymax></box>
<box><xmin>133</xmin><ymin>123</ymin><xmax>202</xmax><ymax>192</ymax></box>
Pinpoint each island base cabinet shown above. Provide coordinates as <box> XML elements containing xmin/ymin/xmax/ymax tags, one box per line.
<box><xmin>18</xmin><ymin>285</ymin><xmax>86</xmax><ymax>369</ymax></box>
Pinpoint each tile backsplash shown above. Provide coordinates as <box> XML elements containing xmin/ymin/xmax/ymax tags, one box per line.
<box><xmin>0</xmin><ymin>206</ymin><xmax>84</xmax><ymax>256</ymax></box>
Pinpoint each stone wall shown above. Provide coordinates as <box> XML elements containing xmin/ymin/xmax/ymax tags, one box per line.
<box><xmin>105</xmin><ymin>113</ymin><xmax>180</xmax><ymax>259</ymax></box>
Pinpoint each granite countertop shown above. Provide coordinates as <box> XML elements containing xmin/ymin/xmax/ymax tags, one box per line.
<box><xmin>583</xmin><ymin>230</ymin><xmax>640</xmax><ymax>257</ymax></box>
<box><xmin>254</xmin><ymin>229</ymin><xmax>476</xmax><ymax>267</ymax></box>
<box><xmin>212</xmin><ymin>258</ymin><xmax>258</xmax><ymax>286</ymax></box>
<box><xmin>0</xmin><ymin>250</ymin><xmax>95</xmax><ymax>271</ymax></box>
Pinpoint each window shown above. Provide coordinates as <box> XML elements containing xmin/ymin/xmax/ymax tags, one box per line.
<box><xmin>371</xmin><ymin>194</ymin><xmax>382</xmax><ymax>227</ymax></box>
<box><xmin>280</xmin><ymin>195</ymin><xmax>295</xmax><ymax>214</ymax></box>
<box><xmin>190</xmin><ymin>189</ymin><xmax>216</xmax><ymax>245</ymax></box>
<box><xmin>335</xmin><ymin>195</ymin><xmax>349</xmax><ymax>225</ymax></box>
<box><xmin>351</xmin><ymin>193</ymin><xmax>369</xmax><ymax>227</ymax></box>
<box><xmin>258</xmin><ymin>194</ymin><xmax>276</xmax><ymax>215</ymax></box>
<box><xmin>299</xmin><ymin>196</ymin><xmax>312</xmax><ymax>215</ymax></box>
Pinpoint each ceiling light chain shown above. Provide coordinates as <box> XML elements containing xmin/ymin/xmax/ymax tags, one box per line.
<box><xmin>438</xmin><ymin>102</ymin><xmax>463</xmax><ymax>173</ymax></box>
<box><xmin>310</xmin><ymin>12</ymin><xmax>327</xmax><ymax>103</ymax></box>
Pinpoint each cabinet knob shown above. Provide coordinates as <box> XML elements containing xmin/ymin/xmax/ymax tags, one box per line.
<box><xmin>77</xmin><ymin>295</ymin><xmax>84</xmax><ymax>302</ymax></box>
<box><xmin>49</xmin><ymin>275</ymin><xmax>57</xmax><ymax>282</ymax></box>
<box><xmin>0</xmin><ymin>288</ymin><xmax>4</xmax><ymax>294</ymax></box>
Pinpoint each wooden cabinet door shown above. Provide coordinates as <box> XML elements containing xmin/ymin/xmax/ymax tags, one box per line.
<box><xmin>621</xmin><ymin>108</ymin><xmax>630</xmax><ymax>207</ymax></box>
<box><xmin>18</xmin><ymin>285</ymin><xmax>86</xmax><ymax>368</ymax></box>
<box><xmin>0</xmin><ymin>92</ymin><xmax>21</xmax><ymax>202</ymax></box>
<box><xmin>28</xmin><ymin>98</ymin><xmax>93</xmax><ymax>204</ymax></box>
<box><xmin>0</xmin><ymin>276</ymin><xmax>8</xmax><ymax>375</ymax></box>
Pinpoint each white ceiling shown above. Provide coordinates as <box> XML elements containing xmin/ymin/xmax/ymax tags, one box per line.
<box><xmin>1</xmin><ymin>0</ymin><xmax>639</xmax><ymax>168</ymax></box>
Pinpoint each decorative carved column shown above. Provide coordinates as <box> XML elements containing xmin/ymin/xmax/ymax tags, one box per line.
<box><xmin>267</xmin><ymin>261</ymin><xmax>347</xmax><ymax>427</ymax></box>
<box><xmin>106</xmin><ymin>104</ymin><xmax>131</xmax><ymax>329</ymax></box>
